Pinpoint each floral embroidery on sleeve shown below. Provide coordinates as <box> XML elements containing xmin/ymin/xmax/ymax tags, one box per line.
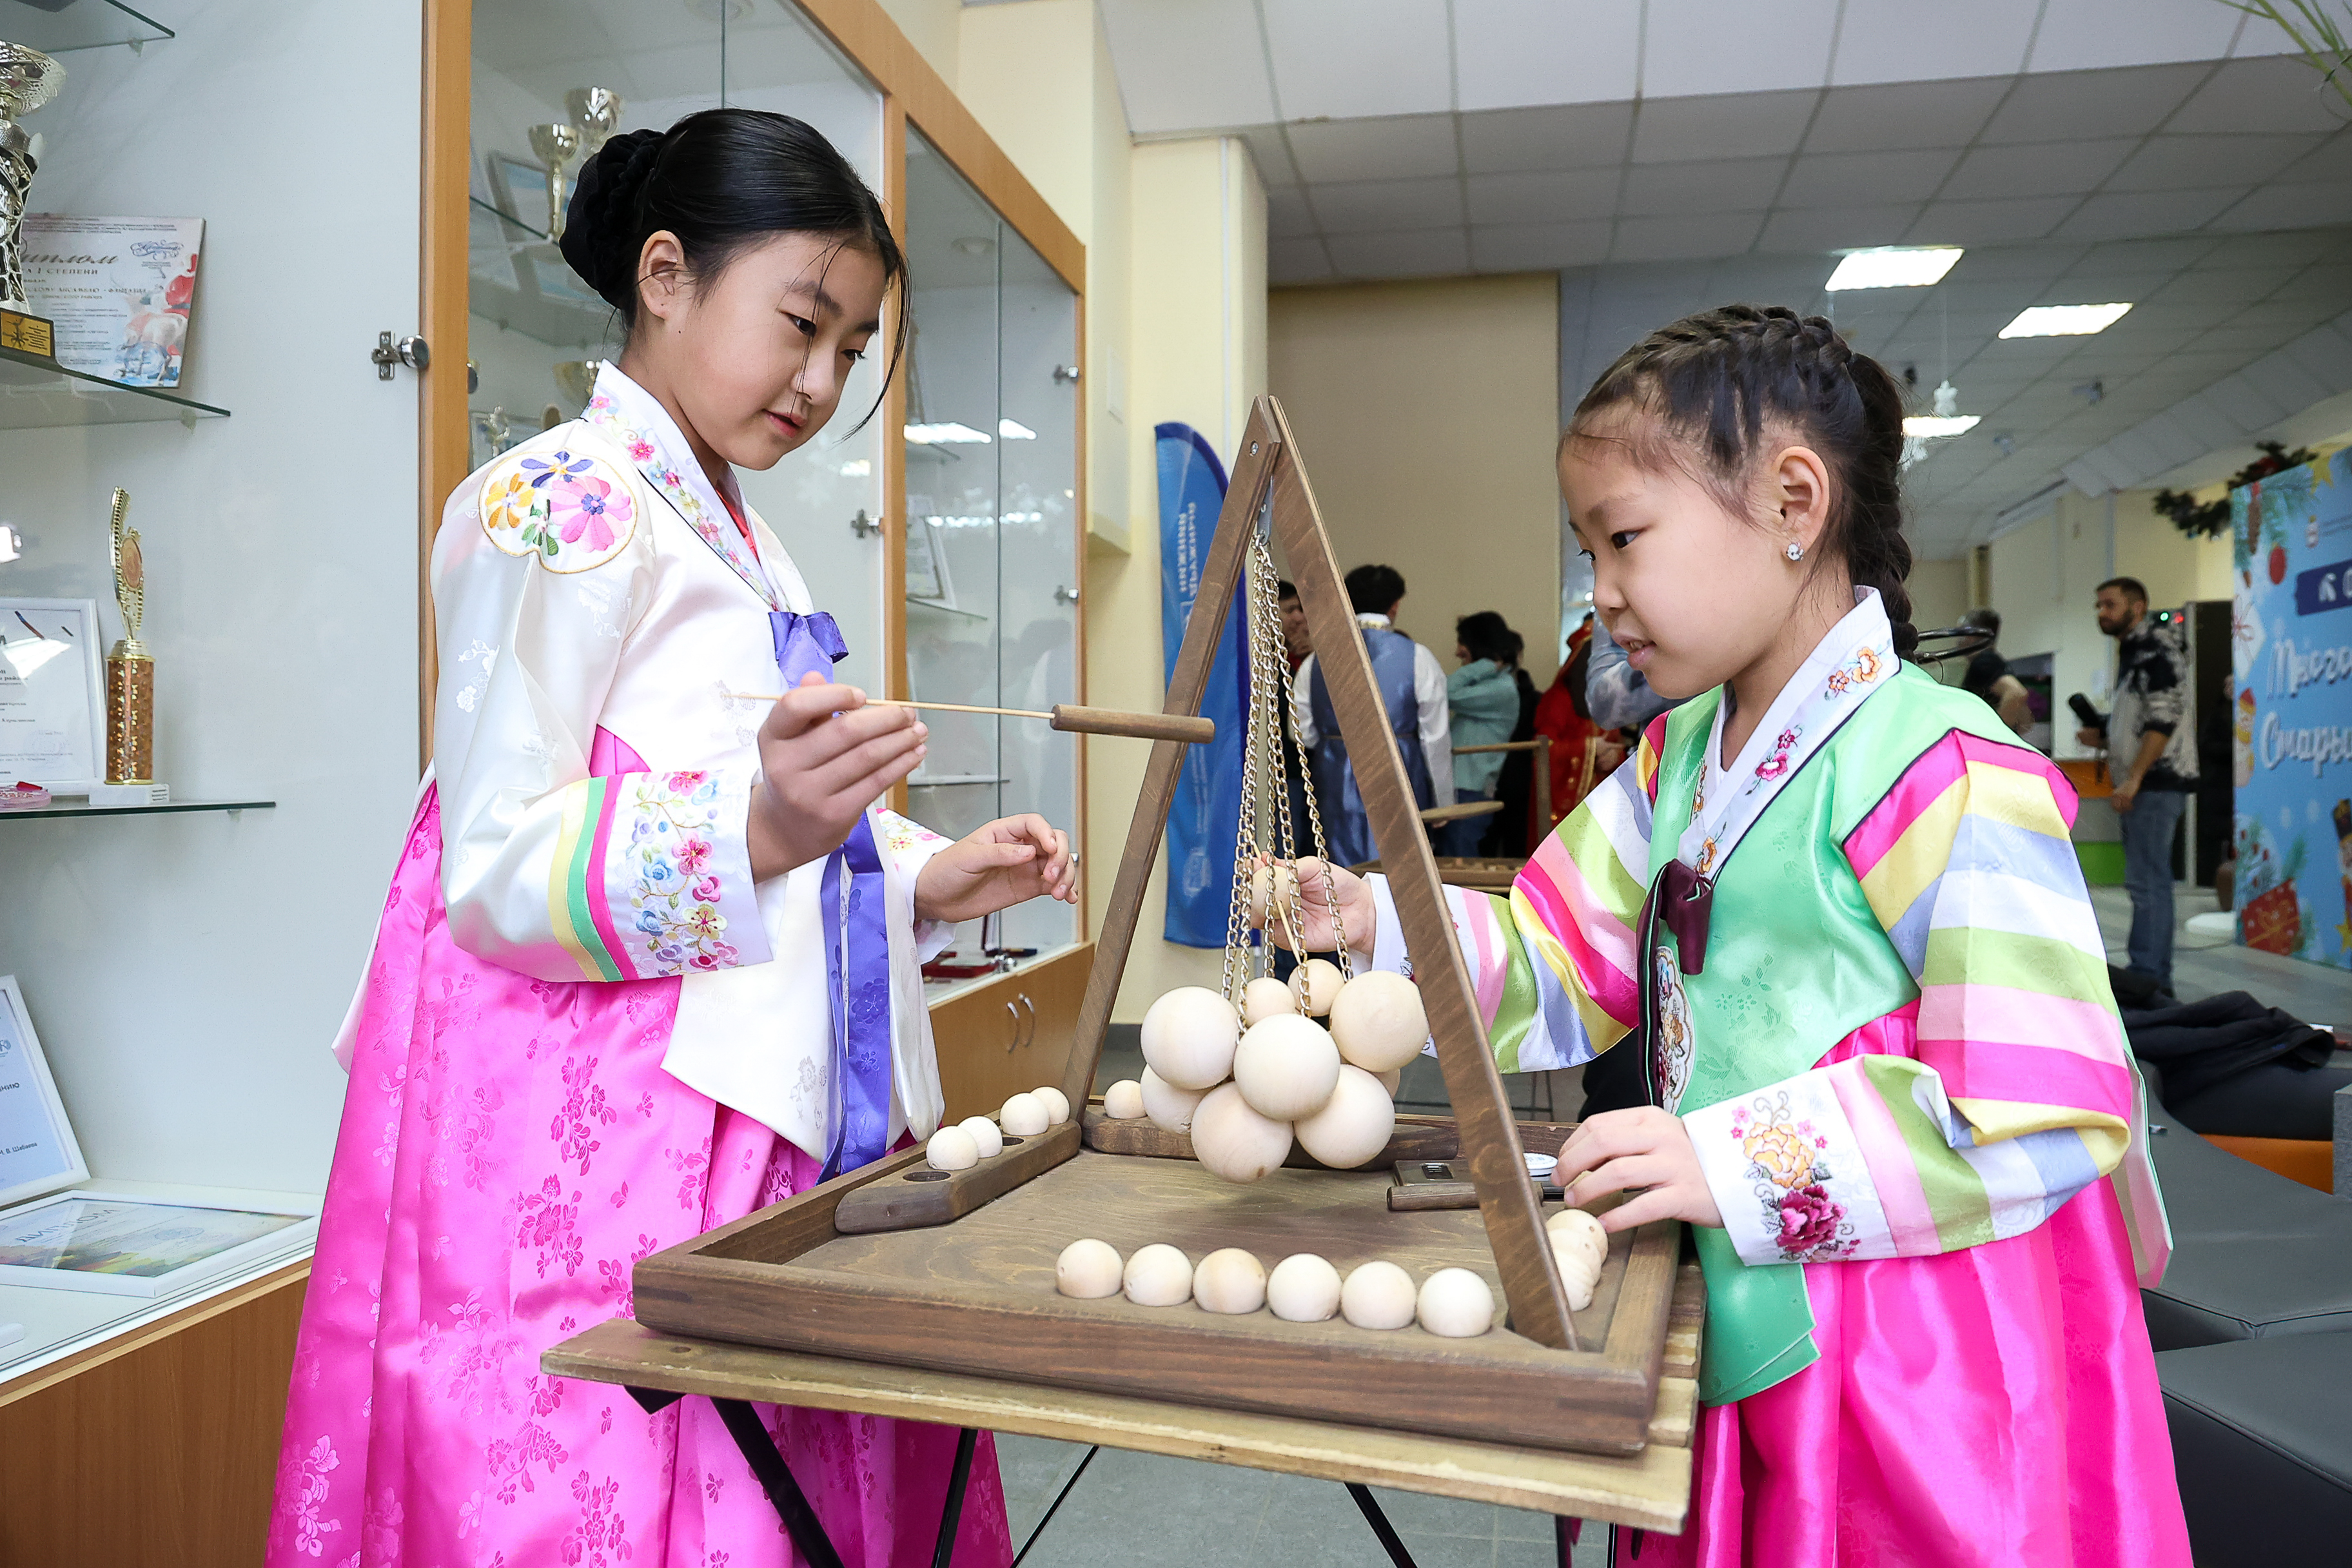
<box><xmin>1727</xmin><ymin>1092</ymin><xmax>1859</xmax><ymax>1262</ymax></box>
<box><xmin>877</xmin><ymin>814</ymin><xmax>950</xmax><ymax>857</ymax></box>
<box><xmin>478</xmin><ymin>440</ymin><xmax>640</xmax><ymax>573</ymax></box>
<box><xmin>620</xmin><ymin>771</ymin><xmax>740</xmax><ymax>975</ymax></box>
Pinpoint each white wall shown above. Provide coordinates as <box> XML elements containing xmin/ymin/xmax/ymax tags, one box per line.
<box><xmin>0</xmin><ymin>1</ymin><xmax>423</xmax><ymax>1193</ymax></box>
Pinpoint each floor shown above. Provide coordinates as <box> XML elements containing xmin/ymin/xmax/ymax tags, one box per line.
<box><xmin>2091</xmin><ymin>879</ymin><xmax>2351</xmax><ymax>1028</ymax></box>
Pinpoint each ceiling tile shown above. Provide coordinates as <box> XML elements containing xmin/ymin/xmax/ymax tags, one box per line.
<box><xmin>1621</xmin><ymin>158</ymin><xmax>1790</xmax><ymax>217</ymax></box>
<box><xmin>1453</xmin><ymin>0</ymin><xmax>1641</xmax><ymax>112</ymax></box>
<box><xmin>1268</xmin><ymin>237</ymin><xmax>1334</xmax><ymax>284</ymax></box>
<box><xmin>2148</xmin><ymin>266</ymin><xmax>2300</xmax><ymax>305</ymax></box>
<box><xmin>2207</xmin><ymin>181</ymin><xmax>2352</xmax><ymax>233</ymax></box>
<box><xmin>2073</xmin><ymin>235</ymin><xmax>2223</xmax><ymax>271</ymax></box>
<box><xmin>1643</xmin><ymin>0</ymin><xmax>1840</xmax><ymax>98</ymax></box>
<box><xmin>2167</xmin><ymin>56</ymin><xmax>2350</xmax><ymax>134</ymax></box>
<box><xmin>1611</xmin><ymin>211</ymin><xmax>1767</xmax><ymax>263</ymax></box>
<box><xmin>1470</xmin><ymin>220</ymin><xmax>1615</xmax><ymax>272</ymax></box>
<box><xmin>1235</xmin><ymin>124</ymin><xmax>1303</xmax><ymax>188</ymax></box>
<box><xmin>1943</xmin><ymin>244</ymin><xmax>2092</xmax><ymax>281</ymax></box>
<box><xmin>2040</xmin><ymin>272</ymin><xmax>2175</xmax><ymax>306</ymax></box>
<box><xmin>1095</xmin><ymin>0</ymin><xmax>1279</xmax><ymax>133</ymax></box>
<box><xmin>1311</xmin><ymin>175</ymin><xmax>1467</xmax><ymax>233</ymax></box>
<box><xmin>2195</xmin><ymin>231</ymin><xmax>2346</xmax><ymax>269</ymax></box>
<box><xmin>2106</xmin><ymin>133</ymin><xmax>2324</xmax><ymax>193</ymax></box>
<box><xmin>1979</xmin><ymin>63</ymin><xmax>2210</xmax><ymax>143</ymax></box>
<box><xmin>1941</xmin><ymin>139</ymin><xmax>2140</xmax><ymax>201</ymax></box>
<box><xmin>1286</xmin><ymin>115</ymin><xmax>1459</xmax><ymax>182</ymax></box>
<box><xmin>2224</xmin><ymin>299</ymin><xmax>2336</xmax><ymax>333</ymax></box>
<box><xmin>1909</xmin><ymin>196</ymin><xmax>2082</xmax><ymax>246</ymax></box>
<box><xmin>1466</xmin><ymin>169</ymin><xmax>1620</xmax><ymax>225</ymax></box>
<box><xmin>1324</xmin><ymin>228</ymin><xmax>1473</xmax><ymax>277</ymax></box>
<box><xmin>1266</xmin><ymin>183</ymin><xmax>1317</xmax><ymax>239</ymax></box>
<box><xmin>2026</xmin><ymin>0</ymin><xmax>2242</xmax><ymax>73</ymax></box>
<box><xmin>1459</xmin><ymin>102</ymin><xmax>1636</xmax><ymax>174</ymax></box>
<box><xmin>1262</xmin><ymin>0</ymin><xmax>1453</xmax><ymax>121</ymax></box>
<box><xmin>2191</xmin><ymin>324</ymin><xmax>2302</xmax><ymax>355</ymax></box>
<box><xmin>1803</xmin><ymin>77</ymin><xmax>2011</xmax><ymax>154</ymax></box>
<box><xmin>1831</xmin><ymin>0</ymin><xmax>2038</xmax><ymax>86</ymax></box>
<box><xmin>1629</xmin><ymin>90</ymin><xmax>1821</xmax><ymax>164</ymax></box>
<box><xmin>1759</xmin><ymin>204</ymin><xmax>1923</xmax><ymax>254</ymax></box>
<box><xmin>2271</xmin><ymin>129</ymin><xmax>2352</xmax><ymax>186</ymax></box>
<box><xmin>1779</xmin><ymin>149</ymin><xmax>1961</xmax><ymax>208</ymax></box>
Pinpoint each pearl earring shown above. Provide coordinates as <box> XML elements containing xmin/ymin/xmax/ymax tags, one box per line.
<box><xmin>1785</xmin><ymin>541</ymin><xmax>1805</xmax><ymax>562</ymax></box>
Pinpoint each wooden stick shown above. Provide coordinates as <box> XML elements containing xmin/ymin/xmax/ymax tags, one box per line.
<box><xmin>722</xmin><ymin>694</ymin><xmax>1213</xmax><ymax>744</ymax></box>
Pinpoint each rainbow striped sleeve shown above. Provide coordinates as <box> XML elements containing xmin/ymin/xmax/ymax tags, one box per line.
<box><xmin>1364</xmin><ymin>743</ymin><xmax>1652</xmax><ymax>1073</ymax></box>
<box><xmin>1682</xmin><ymin>729</ymin><xmax>2137</xmax><ymax>1266</ymax></box>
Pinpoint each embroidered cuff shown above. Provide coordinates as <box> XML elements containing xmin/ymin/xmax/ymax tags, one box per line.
<box><xmin>600</xmin><ymin>765</ymin><xmax>772</xmax><ymax>978</ymax></box>
<box><xmin>1682</xmin><ymin>1072</ymin><xmax>1893</xmax><ymax>1267</ymax></box>
<box><xmin>876</xmin><ymin>810</ymin><xmax>957</xmax><ymax>962</ymax></box>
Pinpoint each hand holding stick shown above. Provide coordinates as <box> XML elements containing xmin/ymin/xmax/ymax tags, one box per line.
<box><xmin>725</xmin><ymin>692</ymin><xmax>1214</xmax><ymax>745</ymax></box>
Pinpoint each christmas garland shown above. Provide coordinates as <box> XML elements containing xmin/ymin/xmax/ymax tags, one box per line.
<box><xmin>2151</xmin><ymin>441</ymin><xmax>2318</xmax><ymax>540</ymax></box>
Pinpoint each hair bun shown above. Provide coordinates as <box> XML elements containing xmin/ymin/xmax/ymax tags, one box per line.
<box><xmin>560</xmin><ymin>128</ymin><xmax>667</xmax><ymax>309</ymax></box>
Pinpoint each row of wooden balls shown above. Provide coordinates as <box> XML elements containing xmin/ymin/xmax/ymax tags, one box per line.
<box><xmin>1055</xmin><ymin>1240</ymin><xmax>1502</xmax><ymax>1339</ymax></box>
<box><xmin>924</xmin><ymin>1086</ymin><xmax>1072</xmax><ymax>1171</ymax></box>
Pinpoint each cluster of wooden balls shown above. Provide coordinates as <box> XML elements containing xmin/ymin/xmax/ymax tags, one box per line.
<box><xmin>1547</xmin><ymin>1206</ymin><xmax>1608</xmax><ymax>1310</ymax></box>
<box><xmin>924</xmin><ymin>1086</ymin><xmax>1072</xmax><ymax>1170</ymax></box>
<box><xmin>1054</xmin><ymin>1240</ymin><xmax>1498</xmax><ymax>1338</ymax></box>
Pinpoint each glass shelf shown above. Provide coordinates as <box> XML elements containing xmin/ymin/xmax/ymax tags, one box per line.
<box><xmin>908</xmin><ymin>774</ymin><xmax>1008</xmax><ymax>787</ymax></box>
<box><xmin>906</xmin><ymin>596</ymin><xmax>989</xmax><ymax>622</ymax></box>
<box><xmin>1</xmin><ymin>0</ymin><xmax>173</xmax><ymax>54</ymax></box>
<box><xmin>0</xmin><ymin>799</ymin><xmax>274</xmax><ymax>821</ymax></box>
<box><xmin>471</xmin><ymin>193</ymin><xmax>547</xmax><ymax>244</ymax></box>
<box><xmin>0</xmin><ymin>346</ymin><xmax>229</xmax><ymax>429</ymax></box>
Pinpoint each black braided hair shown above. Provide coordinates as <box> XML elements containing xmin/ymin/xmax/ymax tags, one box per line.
<box><xmin>558</xmin><ymin>108</ymin><xmax>908</xmax><ymax>424</ymax></box>
<box><xmin>1566</xmin><ymin>303</ymin><xmax>1917</xmax><ymax>658</ymax></box>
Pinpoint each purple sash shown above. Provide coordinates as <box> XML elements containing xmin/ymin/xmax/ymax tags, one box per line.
<box><xmin>771</xmin><ymin>609</ymin><xmax>894</xmax><ymax>1177</ymax></box>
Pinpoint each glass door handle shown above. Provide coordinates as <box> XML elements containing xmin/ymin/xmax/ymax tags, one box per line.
<box><xmin>850</xmin><ymin>509</ymin><xmax>882</xmax><ymax>539</ymax></box>
<box><xmin>1052</xmin><ymin>364</ymin><xmax>1081</xmax><ymax>385</ymax></box>
<box><xmin>1053</xmin><ymin>585</ymin><xmax>1079</xmax><ymax>607</ymax></box>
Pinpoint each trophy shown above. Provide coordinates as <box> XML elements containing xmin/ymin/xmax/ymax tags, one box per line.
<box><xmin>104</xmin><ymin>487</ymin><xmax>155</xmax><ymax>789</ymax></box>
<box><xmin>529</xmin><ymin>121</ymin><xmax>580</xmax><ymax>240</ymax></box>
<box><xmin>566</xmin><ymin>86</ymin><xmax>623</xmax><ymax>159</ymax></box>
<box><xmin>0</xmin><ymin>42</ymin><xmax>64</xmax><ymax>358</ymax></box>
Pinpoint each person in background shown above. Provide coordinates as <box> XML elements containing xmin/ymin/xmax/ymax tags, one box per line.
<box><xmin>1442</xmin><ymin>612</ymin><xmax>1525</xmax><ymax>857</ymax></box>
<box><xmin>1532</xmin><ymin>612</ymin><xmax>1616</xmax><ymax>831</ymax></box>
<box><xmin>1278</xmin><ymin>578</ymin><xmax>1311</xmax><ymax>672</ymax></box>
<box><xmin>1275</xmin><ymin>581</ymin><xmax>1315</xmax><ymax>870</ymax></box>
<box><xmin>1480</xmin><ymin>629</ymin><xmax>1545</xmax><ymax>859</ymax></box>
<box><xmin>1584</xmin><ymin>609</ymin><xmax>1680</xmax><ymax>731</ymax></box>
<box><xmin>1294</xmin><ymin>563</ymin><xmax>1453</xmax><ymax>867</ymax></box>
<box><xmin>2079</xmin><ymin>576</ymin><xmax>2199</xmax><ymax>993</ymax></box>
<box><xmin>1958</xmin><ymin>606</ymin><xmax>2033</xmax><ymax>735</ymax></box>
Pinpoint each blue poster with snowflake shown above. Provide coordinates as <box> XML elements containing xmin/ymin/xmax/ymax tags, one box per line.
<box><xmin>2230</xmin><ymin>447</ymin><xmax>2352</xmax><ymax>968</ymax></box>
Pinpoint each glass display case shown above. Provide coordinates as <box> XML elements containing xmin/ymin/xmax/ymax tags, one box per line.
<box><xmin>900</xmin><ymin>128</ymin><xmax>1082</xmax><ymax>970</ymax></box>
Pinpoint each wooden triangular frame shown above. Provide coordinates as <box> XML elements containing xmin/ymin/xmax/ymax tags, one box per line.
<box><xmin>1057</xmin><ymin>395</ymin><xmax>1577</xmax><ymax>1351</ymax></box>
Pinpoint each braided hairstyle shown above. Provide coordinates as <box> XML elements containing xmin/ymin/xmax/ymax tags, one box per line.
<box><xmin>559</xmin><ymin>109</ymin><xmax>907</xmax><ymax>420</ymax></box>
<box><xmin>1567</xmin><ymin>304</ymin><xmax>1917</xmax><ymax>657</ymax></box>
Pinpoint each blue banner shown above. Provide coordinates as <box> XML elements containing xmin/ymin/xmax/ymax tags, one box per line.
<box><xmin>2231</xmin><ymin>449</ymin><xmax>2352</xmax><ymax>970</ymax></box>
<box><xmin>1157</xmin><ymin>422</ymin><xmax>1248</xmax><ymax>947</ymax></box>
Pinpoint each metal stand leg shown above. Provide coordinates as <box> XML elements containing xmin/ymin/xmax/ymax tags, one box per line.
<box><xmin>1344</xmin><ymin>1483</ymin><xmax>1422</xmax><ymax>1568</ymax></box>
<box><xmin>712</xmin><ymin>1397</ymin><xmax>848</xmax><ymax>1568</ymax></box>
<box><xmin>932</xmin><ymin>1427</ymin><xmax>980</xmax><ymax>1568</ymax></box>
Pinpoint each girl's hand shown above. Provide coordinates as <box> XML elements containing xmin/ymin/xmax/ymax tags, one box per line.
<box><xmin>1266</xmin><ymin>856</ymin><xmax>1377</xmax><ymax>957</ymax></box>
<box><xmin>747</xmin><ymin>673</ymin><xmax>925</xmax><ymax>881</ymax></box>
<box><xmin>915</xmin><ymin>814</ymin><xmax>1077</xmax><ymax>924</ymax></box>
<box><xmin>1554</xmin><ymin>1106</ymin><xmax>1723</xmax><ymax>1232</ymax></box>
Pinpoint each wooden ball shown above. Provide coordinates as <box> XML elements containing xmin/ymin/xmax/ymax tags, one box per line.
<box><xmin>1034</xmin><ymin>1086</ymin><xmax>1071</xmax><ymax>1126</ymax></box>
<box><xmin>956</xmin><ymin>1115</ymin><xmax>1004</xmax><ymax>1159</ymax></box>
<box><xmin>1547</xmin><ymin>1208</ymin><xmax>1607</xmax><ymax>1271</ymax></box>
<box><xmin>1193</xmin><ymin>1248</ymin><xmax>1268</xmax><ymax>1315</ymax></box>
<box><xmin>1551</xmin><ymin>1238</ymin><xmax>1599</xmax><ymax>1312</ymax></box>
<box><xmin>1122</xmin><ymin>1243</ymin><xmax>1192</xmax><ymax>1306</ymax></box>
<box><xmin>1248</xmin><ymin>862</ymin><xmax>1298</xmax><ymax>928</ymax></box>
<box><xmin>1102</xmin><ymin>1079</ymin><xmax>1147</xmax><ymax>1120</ymax></box>
<box><xmin>1293</xmin><ymin>1065</ymin><xmax>1397</xmax><ymax>1169</ymax></box>
<box><xmin>1297</xmin><ymin>958</ymin><xmax>1345</xmax><ymax>1016</ymax></box>
<box><xmin>1340</xmin><ymin>1260</ymin><xmax>1417</xmax><ymax>1330</ymax></box>
<box><xmin>1375</xmin><ymin>1067</ymin><xmax>1403</xmax><ymax>1095</ymax></box>
<box><xmin>1140</xmin><ymin>1067</ymin><xmax>1208</xmax><ymax>1133</ymax></box>
<box><xmin>1416</xmin><ymin>1268</ymin><xmax>1495</xmax><ymax>1338</ymax></box>
<box><xmin>1240</xmin><ymin>975</ymin><xmax>1297</xmax><ymax>1026</ymax></box>
<box><xmin>1328</xmin><ymin>970</ymin><xmax>1428</xmax><ymax>1072</ymax></box>
<box><xmin>1001</xmin><ymin>1092</ymin><xmax>1050</xmax><ymax>1137</ymax></box>
<box><xmin>1266</xmin><ymin>1253</ymin><xmax>1344</xmax><ymax>1322</ymax></box>
<box><xmin>1189</xmin><ymin>1083</ymin><xmax>1293</xmax><ymax>1184</ymax></box>
<box><xmin>1232</xmin><ymin>1014</ymin><xmax>1342</xmax><ymax>1121</ymax></box>
<box><xmin>1056</xmin><ymin>1239</ymin><xmax>1122</xmax><ymax>1298</ymax></box>
<box><xmin>925</xmin><ymin>1126</ymin><xmax>979</xmax><ymax>1171</ymax></box>
<box><xmin>1141</xmin><ymin>986</ymin><xmax>1240</xmax><ymax>1090</ymax></box>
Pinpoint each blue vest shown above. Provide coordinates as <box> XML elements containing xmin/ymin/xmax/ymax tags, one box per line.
<box><xmin>1308</xmin><ymin>625</ymin><xmax>1434</xmax><ymax>867</ymax></box>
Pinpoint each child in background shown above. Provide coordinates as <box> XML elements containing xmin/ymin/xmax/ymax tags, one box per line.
<box><xmin>1284</xmin><ymin>305</ymin><xmax>2187</xmax><ymax>1567</ymax></box>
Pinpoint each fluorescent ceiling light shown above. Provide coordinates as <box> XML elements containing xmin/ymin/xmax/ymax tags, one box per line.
<box><xmin>1825</xmin><ymin>247</ymin><xmax>1963</xmax><ymax>291</ymax></box>
<box><xmin>905</xmin><ymin>422</ymin><xmax>991</xmax><ymax>444</ymax></box>
<box><xmin>998</xmin><ymin>418</ymin><xmax>1037</xmax><ymax>440</ymax></box>
<box><xmin>1902</xmin><ymin>415</ymin><xmax>1981</xmax><ymax>438</ymax></box>
<box><xmin>1999</xmin><ymin>303</ymin><xmax>2132</xmax><ymax>338</ymax></box>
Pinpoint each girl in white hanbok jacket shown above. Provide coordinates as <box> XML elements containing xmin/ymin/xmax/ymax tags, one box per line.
<box><xmin>270</xmin><ymin>110</ymin><xmax>1066</xmax><ymax>1568</ymax></box>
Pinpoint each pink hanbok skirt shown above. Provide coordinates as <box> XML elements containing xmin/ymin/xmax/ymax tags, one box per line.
<box><xmin>268</xmin><ymin>781</ymin><xmax>1012</xmax><ymax>1568</ymax></box>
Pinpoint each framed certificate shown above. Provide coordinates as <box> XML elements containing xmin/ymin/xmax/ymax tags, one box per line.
<box><xmin>0</xmin><ymin>598</ymin><xmax>105</xmax><ymax>792</ymax></box>
<box><xmin>905</xmin><ymin>511</ymin><xmax>957</xmax><ymax>609</ymax></box>
<box><xmin>0</xmin><ymin>1191</ymin><xmax>318</xmax><ymax>1298</ymax></box>
<box><xmin>0</xmin><ymin>977</ymin><xmax>86</xmax><ymax>1210</ymax></box>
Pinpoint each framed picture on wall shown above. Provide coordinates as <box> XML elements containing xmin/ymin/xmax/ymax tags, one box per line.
<box><xmin>0</xmin><ymin>976</ymin><xmax>87</xmax><ymax>1211</ymax></box>
<box><xmin>905</xmin><ymin>508</ymin><xmax>957</xmax><ymax>609</ymax></box>
<box><xmin>0</xmin><ymin>598</ymin><xmax>106</xmax><ymax>792</ymax></box>
<box><xmin>0</xmin><ymin>1190</ymin><xmax>318</xmax><ymax>1298</ymax></box>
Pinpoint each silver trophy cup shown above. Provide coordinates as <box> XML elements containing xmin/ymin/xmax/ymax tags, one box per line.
<box><xmin>529</xmin><ymin>121</ymin><xmax>581</xmax><ymax>240</ymax></box>
<box><xmin>0</xmin><ymin>43</ymin><xmax>65</xmax><ymax>311</ymax></box>
<box><xmin>567</xmin><ymin>86</ymin><xmax>623</xmax><ymax>159</ymax></box>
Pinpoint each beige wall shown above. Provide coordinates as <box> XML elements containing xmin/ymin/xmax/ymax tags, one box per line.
<box><xmin>1268</xmin><ymin>276</ymin><xmax>1563</xmax><ymax>689</ymax></box>
<box><xmin>876</xmin><ymin>0</ymin><xmax>960</xmax><ymax>81</ymax></box>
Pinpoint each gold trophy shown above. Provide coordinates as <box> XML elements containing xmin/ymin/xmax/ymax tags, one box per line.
<box><xmin>529</xmin><ymin>121</ymin><xmax>580</xmax><ymax>239</ymax></box>
<box><xmin>0</xmin><ymin>41</ymin><xmax>65</xmax><ymax>358</ymax></box>
<box><xmin>104</xmin><ymin>488</ymin><xmax>155</xmax><ymax>789</ymax></box>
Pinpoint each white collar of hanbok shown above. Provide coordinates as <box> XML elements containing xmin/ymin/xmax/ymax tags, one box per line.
<box><xmin>1678</xmin><ymin>586</ymin><xmax>1897</xmax><ymax>881</ymax></box>
<box><xmin>583</xmin><ymin>362</ymin><xmax>778</xmax><ymax>609</ymax></box>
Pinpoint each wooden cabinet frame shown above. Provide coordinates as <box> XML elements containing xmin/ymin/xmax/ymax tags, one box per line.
<box><xmin>416</xmin><ymin>0</ymin><xmax>1089</xmax><ymax>919</ymax></box>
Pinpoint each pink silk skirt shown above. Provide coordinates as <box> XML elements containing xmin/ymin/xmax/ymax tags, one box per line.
<box><xmin>1622</xmin><ymin>1013</ymin><xmax>2191</xmax><ymax>1568</ymax></box>
<box><xmin>268</xmin><ymin>769</ymin><xmax>1012</xmax><ymax>1568</ymax></box>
